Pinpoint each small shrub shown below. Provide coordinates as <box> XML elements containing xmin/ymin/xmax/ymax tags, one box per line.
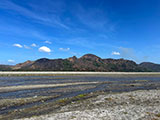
<box><xmin>58</xmin><ymin>99</ymin><xmax>68</xmax><ymax>104</ymax></box>
<box><xmin>155</xmin><ymin>113</ymin><xmax>160</xmax><ymax>117</ymax></box>
<box><xmin>77</xmin><ymin>94</ymin><xmax>85</xmax><ymax>98</ymax></box>
<box><xmin>105</xmin><ymin>97</ymin><xmax>112</xmax><ymax>101</ymax></box>
<box><xmin>123</xmin><ymin>112</ymin><xmax>128</xmax><ymax>114</ymax></box>
<box><xmin>71</xmin><ymin>116</ymin><xmax>76</xmax><ymax>119</ymax></box>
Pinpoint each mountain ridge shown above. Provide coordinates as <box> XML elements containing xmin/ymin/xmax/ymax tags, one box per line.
<box><xmin>0</xmin><ymin>54</ymin><xmax>159</xmax><ymax>72</ymax></box>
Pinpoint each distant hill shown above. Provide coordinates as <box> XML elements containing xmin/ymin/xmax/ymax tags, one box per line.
<box><xmin>139</xmin><ymin>62</ymin><xmax>160</xmax><ymax>72</ymax></box>
<box><xmin>0</xmin><ymin>54</ymin><xmax>160</xmax><ymax>72</ymax></box>
<box><xmin>0</xmin><ymin>65</ymin><xmax>12</xmax><ymax>71</ymax></box>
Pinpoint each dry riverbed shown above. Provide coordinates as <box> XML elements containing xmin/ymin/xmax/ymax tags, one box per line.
<box><xmin>17</xmin><ymin>89</ymin><xmax>160</xmax><ymax>120</ymax></box>
<box><xmin>1</xmin><ymin>74</ymin><xmax>160</xmax><ymax>120</ymax></box>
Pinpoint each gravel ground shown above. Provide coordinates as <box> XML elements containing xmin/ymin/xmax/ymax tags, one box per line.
<box><xmin>21</xmin><ymin>89</ymin><xmax>160</xmax><ymax>120</ymax></box>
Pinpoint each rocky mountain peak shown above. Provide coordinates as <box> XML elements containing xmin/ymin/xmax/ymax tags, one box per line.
<box><xmin>80</xmin><ymin>54</ymin><xmax>101</xmax><ymax>61</ymax></box>
<box><xmin>35</xmin><ymin>58</ymin><xmax>50</xmax><ymax>63</ymax></box>
<box><xmin>68</xmin><ymin>56</ymin><xmax>77</xmax><ymax>62</ymax></box>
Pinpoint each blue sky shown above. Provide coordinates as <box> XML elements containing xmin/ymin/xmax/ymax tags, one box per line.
<box><xmin>0</xmin><ymin>0</ymin><xmax>160</xmax><ymax>65</ymax></box>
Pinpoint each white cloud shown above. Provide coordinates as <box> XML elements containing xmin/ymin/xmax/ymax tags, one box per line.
<box><xmin>59</xmin><ymin>48</ymin><xmax>70</xmax><ymax>51</ymax></box>
<box><xmin>31</xmin><ymin>43</ymin><xmax>37</xmax><ymax>47</ymax></box>
<box><xmin>44</xmin><ymin>41</ymin><xmax>52</xmax><ymax>44</ymax></box>
<box><xmin>13</xmin><ymin>44</ymin><xmax>23</xmax><ymax>48</ymax></box>
<box><xmin>39</xmin><ymin>46</ymin><xmax>51</xmax><ymax>53</ymax></box>
<box><xmin>8</xmin><ymin>59</ymin><xmax>15</xmax><ymax>63</ymax></box>
<box><xmin>24</xmin><ymin>45</ymin><xmax>31</xmax><ymax>49</ymax></box>
<box><xmin>112</xmin><ymin>51</ymin><xmax>120</xmax><ymax>56</ymax></box>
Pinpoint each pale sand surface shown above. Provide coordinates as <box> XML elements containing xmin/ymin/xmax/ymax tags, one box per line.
<box><xmin>1</xmin><ymin>71</ymin><xmax>160</xmax><ymax>75</ymax></box>
<box><xmin>20</xmin><ymin>89</ymin><xmax>160</xmax><ymax>120</ymax></box>
<box><xmin>0</xmin><ymin>82</ymin><xmax>99</xmax><ymax>92</ymax></box>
